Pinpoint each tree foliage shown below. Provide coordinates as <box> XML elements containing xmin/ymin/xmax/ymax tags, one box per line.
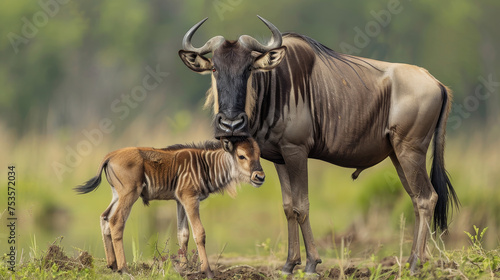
<box><xmin>0</xmin><ymin>0</ymin><xmax>498</xmax><ymax>135</ymax></box>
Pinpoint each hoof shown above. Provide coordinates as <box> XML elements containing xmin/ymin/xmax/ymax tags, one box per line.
<box><xmin>304</xmin><ymin>258</ymin><xmax>322</xmax><ymax>274</ymax></box>
<box><xmin>205</xmin><ymin>270</ymin><xmax>214</xmax><ymax>279</ymax></box>
<box><xmin>408</xmin><ymin>254</ymin><xmax>420</xmax><ymax>275</ymax></box>
<box><xmin>282</xmin><ymin>260</ymin><xmax>301</xmax><ymax>274</ymax></box>
<box><xmin>117</xmin><ymin>267</ymin><xmax>129</xmax><ymax>274</ymax></box>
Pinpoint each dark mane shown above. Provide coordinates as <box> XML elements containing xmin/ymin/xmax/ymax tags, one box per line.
<box><xmin>283</xmin><ymin>32</ymin><xmax>381</xmax><ymax>87</ymax></box>
<box><xmin>161</xmin><ymin>141</ymin><xmax>222</xmax><ymax>152</ymax></box>
<box><xmin>283</xmin><ymin>32</ymin><xmax>378</xmax><ymax>69</ymax></box>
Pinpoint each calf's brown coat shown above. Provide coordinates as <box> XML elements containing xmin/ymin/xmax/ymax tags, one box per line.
<box><xmin>75</xmin><ymin>138</ymin><xmax>264</xmax><ymax>278</ymax></box>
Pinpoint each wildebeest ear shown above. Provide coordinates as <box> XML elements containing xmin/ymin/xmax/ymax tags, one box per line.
<box><xmin>252</xmin><ymin>46</ymin><xmax>286</xmax><ymax>71</ymax></box>
<box><xmin>178</xmin><ymin>50</ymin><xmax>213</xmax><ymax>74</ymax></box>
<box><xmin>221</xmin><ymin>138</ymin><xmax>234</xmax><ymax>153</ymax></box>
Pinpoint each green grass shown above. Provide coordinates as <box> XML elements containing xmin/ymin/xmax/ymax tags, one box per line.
<box><xmin>1</xmin><ymin>226</ymin><xmax>499</xmax><ymax>279</ymax></box>
<box><xmin>1</xmin><ymin>120</ymin><xmax>500</xmax><ymax>278</ymax></box>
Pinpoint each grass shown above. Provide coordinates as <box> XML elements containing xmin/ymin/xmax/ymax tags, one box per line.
<box><xmin>1</xmin><ymin>225</ymin><xmax>499</xmax><ymax>279</ymax></box>
<box><xmin>1</xmin><ymin>119</ymin><xmax>500</xmax><ymax>278</ymax></box>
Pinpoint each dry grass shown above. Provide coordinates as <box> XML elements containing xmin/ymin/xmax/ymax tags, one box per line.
<box><xmin>1</xmin><ymin>118</ymin><xmax>499</xmax><ymax>272</ymax></box>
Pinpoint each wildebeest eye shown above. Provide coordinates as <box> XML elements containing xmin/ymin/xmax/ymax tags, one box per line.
<box><xmin>238</xmin><ymin>155</ymin><xmax>246</xmax><ymax>160</ymax></box>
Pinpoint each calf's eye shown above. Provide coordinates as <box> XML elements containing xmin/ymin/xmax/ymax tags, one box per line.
<box><xmin>238</xmin><ymin>155</ymin><xmax>246</xmax><ymax>160</ymax></box>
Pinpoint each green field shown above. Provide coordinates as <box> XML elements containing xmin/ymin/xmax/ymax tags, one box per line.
<box><xmin>2</xmin><ymin>238</ymin><xmax>500</xmax><ymax>279</ymax></box>
<box><xmin>1</xmin><ymin>120</ymin><xmax>500</xmax><ymax>279</ymax></box>
<box><xmin>1</xmin><ymin>1</ymin><xmax>499</xmax><ymax>278</ymax></box>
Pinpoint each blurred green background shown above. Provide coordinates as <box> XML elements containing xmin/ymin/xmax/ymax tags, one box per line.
<box><xmin>1</xmin><ymin>0</ymin><xmax>499</xmax><ymax>264</ymax></box>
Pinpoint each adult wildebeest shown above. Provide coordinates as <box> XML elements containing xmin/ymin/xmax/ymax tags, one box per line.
<box><xmin>178</xmin><ymin>16</ymin><xmax>459</xmax><ymax>274</ymax></box>
<box><xmin>74</xmin><ymin>138</ymin><xmax>264</xmax><ymax>278</ymax></box>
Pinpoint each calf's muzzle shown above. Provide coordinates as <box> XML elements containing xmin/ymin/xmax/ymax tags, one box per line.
<box><xmin>251</xmin><ymin>171</ymin><xmax>265</xmax><ymax>187</ymax></box>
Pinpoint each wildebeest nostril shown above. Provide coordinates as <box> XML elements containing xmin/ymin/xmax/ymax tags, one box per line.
<box><xmin>217</xmin><ymin>113</ymin><xmax>247</xmax><ymax>131</ymax></box>
<box><xmin>221</xmin><ymin>118</ymin><xmax>243</xmax><ymax>129</ymax></box>
<box><xmin>214</xmin><ymin>112</ymin><xmax>250</xmax><ymax>138</ymax></box>
<box><xmin>234</xmin><ymin>113</ymin><xmax>247</xmax><ymax>131</ymax></box>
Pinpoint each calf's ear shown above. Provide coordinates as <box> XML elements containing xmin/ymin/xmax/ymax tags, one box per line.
<box><xmin>221</xmin><ymin>138</ymin><xmax>234</xmax><ymax>153</ymax></box>
<box><xmin>252</xmin><ymin>46</ymin><xmax>286</xmax><ymax>71</ymax></box>
<box><xmin>178</xmin><ymin>50</ymin><xmax>213</xmax><ymax>74</ymax></box>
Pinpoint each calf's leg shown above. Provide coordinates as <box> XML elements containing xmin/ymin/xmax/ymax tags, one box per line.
<box><xmin>109</xmin><ymin>190</ymin><xmax>140</xmax><ymax>273</ymax></box>
<box><xmin>176</xmin><ymin>200</ymin><xmax>190</xmax><ymax>268</ymax></box>
<box><xmin>178</xmin><ymin>195</ymin><xmax>214</xmax><ymax>279</ymax></box>
<box><xmin>101</xmin><ymin>205</ymin><xmax>117</xmax><ymax>270</ymax></box>
<box><xmin>101</xmin><ymin>187</ymin><xmax>119</xmax><ymax>270</ymax></box>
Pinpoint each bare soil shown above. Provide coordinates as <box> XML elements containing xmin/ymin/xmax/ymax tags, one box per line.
<box><xmin>175</xmin><ymin>254</ymin><xmax>398</xmax><ymax>279</ymax></box>
<box><xmin>42</xmin><ymin>245</ymin><xmax>94</xmax><ymax>271</ymax></box>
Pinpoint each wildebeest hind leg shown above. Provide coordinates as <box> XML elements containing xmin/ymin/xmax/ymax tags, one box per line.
<box><xmin>176</xmin><ymin>200</ymin><xmax>189</xmax><ymax>269</ymax></box>
<box><xmin>101</xmin><ymin>200</ymin><xmax>118</xmax><ymax>271</ymax></box>
<box><xmin>390</xmin><ymin>154</ymin><xmax>420</xmax><ymax>268</ymax></box>
<box><xmin>109</xmin><ymin>190</ymin><xmax>140</xmax><ymax>274</ymax></box>
<box><xmin>391</xmin><ymin>143</ymin><xmax>437</xmax><ymax>273</ymax></box>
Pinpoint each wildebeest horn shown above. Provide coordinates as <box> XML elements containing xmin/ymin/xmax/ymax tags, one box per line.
<box><xmin>238</xmin><ymin>15</ymin><xmax>282</xmax><ymax>53</ymax></box>
<box><xmin>182</xmin><ymin>17</ymin><xmax>225</xmax><ymax>55</ymax></box>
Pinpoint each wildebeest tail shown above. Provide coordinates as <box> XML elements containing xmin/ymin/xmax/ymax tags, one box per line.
<box><xmin>431</xmin><ymin>83</ymin><xmax>460</xmax><ymax>232</ymax></box>
<box><xmin>74</xmin><ymin>157</ymin><xmax>110</xmax><ymax>194</ymax></box>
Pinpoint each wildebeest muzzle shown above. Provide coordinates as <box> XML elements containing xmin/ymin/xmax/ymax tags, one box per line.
<box><xmin>214</xmin><ymin>112</ymin><xmax>249</xmax><ymax>138</ymax></box>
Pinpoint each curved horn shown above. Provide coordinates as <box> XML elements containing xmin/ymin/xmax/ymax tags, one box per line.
<box><xmin>238</xmin><ymin>15</ymin><xmax>282</xmax><ymax>53</ymax></box>
<box><xmin>182</xmin><ymin>17</ymin><xmax>225</xmax><ymax>55</ymax></box>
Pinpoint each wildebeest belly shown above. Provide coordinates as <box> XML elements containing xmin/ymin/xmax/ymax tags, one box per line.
<box><xmin>310</xmin><ymin>131</ymin><xmax>393</xmax><ymax>169</ymax></box>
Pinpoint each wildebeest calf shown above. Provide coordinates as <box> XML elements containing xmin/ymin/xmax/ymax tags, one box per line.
<box><xmin>74</xmin><ymin>137</ymin><xmax>265</xmax><ymax>278</ymax></box>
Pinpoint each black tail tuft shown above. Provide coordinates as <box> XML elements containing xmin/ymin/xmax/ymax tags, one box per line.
<box><xmin>431</xmin><ymin>84</ymin><xmax>460</xmax><ymax>232</ymax></box>
<box><xmin>430</xmin><ymin>156</ymin><xmax>459</xmax><ymax>231</ymax></box>
<box><xmin>74</xmin><ymin>175</ymin><xmax>102</xmax><ymax>194</ymax></box>
<box><xmin>73</xmin><ymin>159</ymin><xmax>108</xmax><ymax>194</ymax></box>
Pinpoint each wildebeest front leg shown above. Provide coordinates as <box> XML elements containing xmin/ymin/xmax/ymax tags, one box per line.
<box><xmin>280</xmin><ymin>147</ymin><xmax>322</xmax><ymax>274</ymax></box>
<box><xmin>176</xmin><ymin>200</ymin><xmax>189</xmax><ymax>268</ymax></box>
<box><xmin>275</xmin><ymin>163</ymin><xmax>301</xmax><ymax>274</ymax></box>
<box><xmin>178</xmin><ymin>195</ymin><xmax>214</xmax><ymax>279</ymax></box>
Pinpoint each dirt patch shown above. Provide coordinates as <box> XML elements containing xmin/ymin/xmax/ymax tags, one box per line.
<box><xmin>179</xmin><ymin>261</ymin><xmax>397</xmax><ymax>279</ymax></box>
<box><xmin>218</xmin><ymin>265</ymin><xmax>268</xmax><ymax>280</ymax></box>
<box><xmin>160</xmin><ymin>251</ymin><xmax>273</xmax><ymax>279</ymax></box>
<box><xmin>182</xmin><ymin>265</ymin><xmax>270</xmax><ymax>280</ymax></box>
<box><xmin>327</xmin><ymin>265</ymin><xmax>395</xmax><ymax>279</ymax></box>
<box><xmin>42</xmin><ymin>245</ymin><xmax>93</xmax><ymax>271</ymax></box>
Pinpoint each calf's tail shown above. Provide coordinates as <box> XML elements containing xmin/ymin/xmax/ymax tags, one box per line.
<box><xmin>74</xmin><ymin>157</ymin><xmax>110</xmax><ymax>194</ymax></box>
